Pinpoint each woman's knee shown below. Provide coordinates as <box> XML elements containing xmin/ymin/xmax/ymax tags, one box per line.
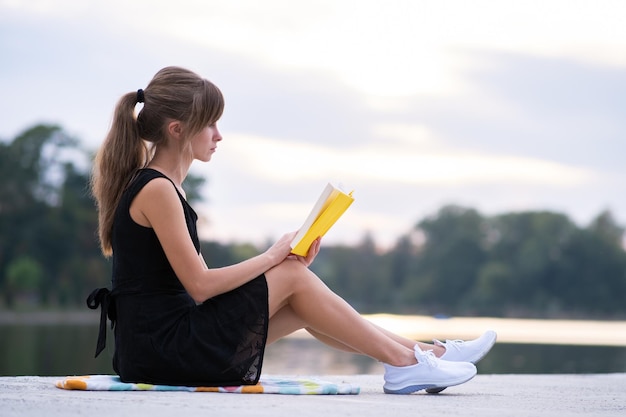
<box><xmin>266</xmin><ymin>259</ymin><xmax>314</xmax><ymax>290</ymax></box>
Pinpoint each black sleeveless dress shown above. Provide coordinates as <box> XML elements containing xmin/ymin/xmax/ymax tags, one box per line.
<box><xmin>87</xmin><ymin>169</ymin><xmax>269</xmax><ymax>386</ymax></box>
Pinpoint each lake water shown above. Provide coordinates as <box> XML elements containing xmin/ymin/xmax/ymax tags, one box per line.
<box><xmin>1</xmin><ymin>322</ymin><xmax>625</xmax><ymax>376</ymax></box>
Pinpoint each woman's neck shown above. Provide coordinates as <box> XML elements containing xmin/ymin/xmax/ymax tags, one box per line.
<box><xmin>147</xmin><ymin>150</ymin><xmax>191</xmax><ymax>191</ymax></box>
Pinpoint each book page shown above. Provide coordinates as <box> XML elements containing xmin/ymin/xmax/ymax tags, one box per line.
<box><xmin>290</xmin><ymin>183</ymin><xmax>354</xmax><ymax>256</ymax></box>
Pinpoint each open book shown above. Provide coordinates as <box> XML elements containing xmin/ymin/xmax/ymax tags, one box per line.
<box><xmin>290</xmin><ymin>182</ymin><xmax>355</xmax><ymax>256</ymax></box>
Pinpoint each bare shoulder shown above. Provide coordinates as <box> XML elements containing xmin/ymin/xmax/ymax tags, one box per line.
<box><xmin>130</xmin><ymin>177</ymin><xmax>181</xmax><ymax>227</ymax></box>
<box><xmin>140</xmin><ymin>176</ymin><xmax>178</xmax><ymax>197</ymax></box>
<box><xmin>134</xmin><ymin>177</ymin><xmax>180</xmax><ymax>207</ymax></box>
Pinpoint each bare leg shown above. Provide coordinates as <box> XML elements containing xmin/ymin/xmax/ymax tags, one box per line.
<box><xmin>373</xmin><ymin>323</ymin><xmax>446</xmax><ymax>356</ymax></box>
<box><xmin>267</xmin><ymin>305</ymin><xmax>358</xmax><ymax>352</ymax></box>
<box><xmin>268</xmin><ymin>304</ymin><xmax>445</xmax><ymax>357</ymax></box>
<box><xmin>264</xmin><ymin>261</ymin><xmax>483</xmax><ymax>394</ymax></box>
<box><xmin>265</xmin><ymin>259</ymin><xmax>418</xmax><ymax>367</ymax></box>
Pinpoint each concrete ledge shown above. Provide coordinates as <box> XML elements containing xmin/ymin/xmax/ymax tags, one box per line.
<box><xmin>2</xmin><ymin>374</ymin><xmax>625</xmax><ymax>416</ymax></box>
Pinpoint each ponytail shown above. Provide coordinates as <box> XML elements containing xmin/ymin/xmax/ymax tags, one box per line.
<box><xmin>91</xmin><ymin>92</ymin><xmax>150</xmax><ymax>256</ymax></box>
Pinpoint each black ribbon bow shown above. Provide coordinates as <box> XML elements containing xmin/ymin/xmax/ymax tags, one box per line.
<box><xmin>86</xmin><ymin>288</ymin><xmax>116</xmax><ymax>358</ymax></box>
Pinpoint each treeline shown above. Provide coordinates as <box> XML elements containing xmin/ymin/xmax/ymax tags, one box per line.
<box><xmin>1</xmin><ymin>124</ymin><xmax>625</xmax><ymax>318</ymax></box>
<box><xmin>308</xmin><ymin>207</ymin><xmax>626</xmax><ymax>318</ymax></box>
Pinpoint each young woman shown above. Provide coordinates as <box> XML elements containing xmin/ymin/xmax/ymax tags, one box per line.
<box><xmin>88</xmin><ymin>66</ymin><xmax>496</xmax><ymax>394</ymax></box>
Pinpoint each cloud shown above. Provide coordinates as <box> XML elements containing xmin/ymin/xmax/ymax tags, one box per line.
<box><xmin>2</xmin><ymin>0</ymin><xmax>625</xmax><ymax>249</ymax></box>
<box><xmin>399</xmin><ymin>51</ymin><xmax>626</xmax><ymax>172</ymax></box>
<box><xmin>7</xmin><ymin>0</ymin><xmax>625</xmax><ymax>99</ymax></box>
<box><xmin>146</xmin><ymin>0</ymin><xmax>626</xmax><ymax>97</ymax></box>
<box><xmin>214</xmin><ymin>130</ymin><xmax>597</xmax><ymax>187</ymax></box>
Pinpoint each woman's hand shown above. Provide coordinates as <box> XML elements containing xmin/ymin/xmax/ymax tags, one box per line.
<box><xmin>291</xmin><ymin>237</ymin><xmax>321</xmax><ymax>267</ymax></box>
<box><xmin>265</xmin><ymin>233</ymin><xmax>322</xmax><ymax>267</ymax></box>
<box><xmin>265</xmin><ymin>231</ymin><xmax>299</xmax><ymax>265</ymax></box>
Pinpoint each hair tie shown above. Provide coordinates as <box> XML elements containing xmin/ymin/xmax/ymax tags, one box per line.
<box><xmin>136</xmin><ymin>89</ymin><xmax>145</xmax><ymax>103</ymax></box>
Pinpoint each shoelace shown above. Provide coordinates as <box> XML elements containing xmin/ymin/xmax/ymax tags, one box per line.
<box><xmin>437</xmin><ymin>339</ymin><xmax>465</xmax><ymax>352</ymax></box>
<box><xmin>414</xmin><ymin>347</ymin><xmax>439</xmax><ymax>368</ymax></box>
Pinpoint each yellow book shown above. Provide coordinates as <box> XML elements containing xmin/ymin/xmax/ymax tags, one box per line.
<box><xmin>290</xmin><ymin>182</ymin><xmax>355</xmax><ymax>256</ymax></box>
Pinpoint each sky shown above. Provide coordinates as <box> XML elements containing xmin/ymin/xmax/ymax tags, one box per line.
<box><xmin>1</xmin><ymin>0</ymin><xmax>625</xmax><ymax>249</ymax></box>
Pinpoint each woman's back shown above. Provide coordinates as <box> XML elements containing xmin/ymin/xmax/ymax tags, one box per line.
<box><xmin>112</xmin><ymin>168</ymin><xmax>198</xmax><ymax>293</ymax></box>
<box><xmin>103</xmin><ymin>168</ymin><xmax>268</xmax><ymax>386</ymax></box>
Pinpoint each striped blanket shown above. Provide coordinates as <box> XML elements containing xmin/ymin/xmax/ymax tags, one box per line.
<box><xmin>55</xmin><ymin>374</ymin><xmax>360</xmax><ymax>395</ymax></box>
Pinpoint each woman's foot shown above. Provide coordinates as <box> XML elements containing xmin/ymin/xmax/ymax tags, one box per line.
<box><xmin>425</xmin><ymin>330</ymin><xmax>497</xmax><ymax>393</ymax></box>
<box><xmin>383</xmin><ymin>345</ymin><xmax>476</xmax><ymax>394</ymax></box>
<box><xmin>434</xmin><ymin>330</ymin><xmax>498</xmax><ymax>363</ymax></box>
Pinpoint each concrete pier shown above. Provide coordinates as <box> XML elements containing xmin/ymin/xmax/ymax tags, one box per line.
<box><xmin>2</xmin><ymin>373</ymin><xmax>625</xmax><ymax>417</ymax></box>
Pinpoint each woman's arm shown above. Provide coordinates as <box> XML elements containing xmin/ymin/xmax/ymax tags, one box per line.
<box><xmin>133</xmin><ymin>177</ymin><xmax>296</xmax><ymax>303</ymax></box>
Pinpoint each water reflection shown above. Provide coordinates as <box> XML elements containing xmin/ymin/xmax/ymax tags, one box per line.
<box><xmin>1</xmin><ymin>324</ymin><xmax>625</xmax><ymax>376</ymax></box>
<box><xmin>0</xmin><ymin>324</ymin><xmax>112</xmax><ymax>376</ymax></box>
<box><xmin>263</xmin><ymin>337</ymin><xmax>626</xmax><ymax>375</ymax></box>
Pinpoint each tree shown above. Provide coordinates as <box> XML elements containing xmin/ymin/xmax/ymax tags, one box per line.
<box><xmin>0</xmin><ymin>125</ymin><xmax>99</xmax><ymax>307</ymax></box>
<box><xmin>2</xmin><ymin>123</ymin><xmax>626</xmax><ymax>318</ymax></box>
<box><xmin>588</xmin><ymin>210</ymin><xmax>624</xmax><ymax>246</ymax></box>
<box><xmin>5</xmin><ymin>256</ymin><xmax>43</xmax><ymax>307</ymax></box>
<box><xmin>410</xmin><ymin>205</ymin><xmax>487</xmax><ymax>313</ymax></box>
<box><xmin>382</xmin><ymin>233</ymin><xmax>420</xmax><ymax>312</ymax></box>
<box><xmin>552</xmin><ymin>212</ymin><xmax>626</xmax><ymax>316</ymax></box>
<box><xmin>182</xmin><ymin>171</ymin><xmax>207</xmax><ymax>204</ymax></box>
<box><xmin>1</xmin><ymin>125</ymin><xmax>76</xmax><ymax>305</ymax></box>
<box><xmin>0</xmin><ymin>124</ymin><xmax>78</xmax><ymax>209</ymax></box>
<box><xmin>469</xmin><ymin>261</ymin><xmax>514</xmax><ymax>315</ymax></box>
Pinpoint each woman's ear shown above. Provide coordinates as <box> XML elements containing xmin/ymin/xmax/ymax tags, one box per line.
<box><xmin>166</xmin><ymin>120</ymin><xmax>184</xmax><ymax>141</ymax></box>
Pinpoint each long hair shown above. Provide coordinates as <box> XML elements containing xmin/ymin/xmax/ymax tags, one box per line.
<box><xmin>91</xmin><ymin>66</ymin><xmax>224</xmax><ymax>256</ymax></box>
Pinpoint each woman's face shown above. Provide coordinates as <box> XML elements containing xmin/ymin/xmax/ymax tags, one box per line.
<box><xmin>190</xmin><ymin>123</ymin><xmax>222</xmax><ymax>162</ymax></box>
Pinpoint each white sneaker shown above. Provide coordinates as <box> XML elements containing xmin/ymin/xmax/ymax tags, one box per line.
<box><xmin>383</xmin><ymin>345</ymin><xmax>477</xmax><ymax>394</ymax></box>
<box><xmin>425</xmin><ymin>330</ymin><xmax>497</xmax><ymax>394</ymax></box>
<box><xmin>435</xmin><ymin>330</ymin><xmax>497</xmax><ymax>364</ymax></box>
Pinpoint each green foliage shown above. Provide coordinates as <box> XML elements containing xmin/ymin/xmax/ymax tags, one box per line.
<box><xmin>182</xmin><ymin>172</ymin><xmax>206</xmax><ymax>204</ymax></box>
<box><xmin>6</xmin><ymin>256</ymin><xmax>43</xmax><ymax>291</ymax></box>
<box><xmin>311</xmin><ymin>233</ymin><xmax>390</xmax><ymax>311</ymax></box>
<box><xmin>0</xmin><ymin>125</ymin><xmax>109</xmax><ymax>308</ymax></box>
<box><xmin>414</xmin><ymin>206</ymin><xmax>487</xmax><ymax>308</ymax></box>
<box><xmin>1</xmin><ymin>124</ymin><xmax>625</xmax><ymax>319</ymax></box>
<box><xmin>200</xmin><ymin>241</ymin><xmax>261</xmax><ymax>267</ymax></box>
<box><xmin>313</xmin><ymin>204</ymin><xmax>626</xmax><ymax>318</ymax></box>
